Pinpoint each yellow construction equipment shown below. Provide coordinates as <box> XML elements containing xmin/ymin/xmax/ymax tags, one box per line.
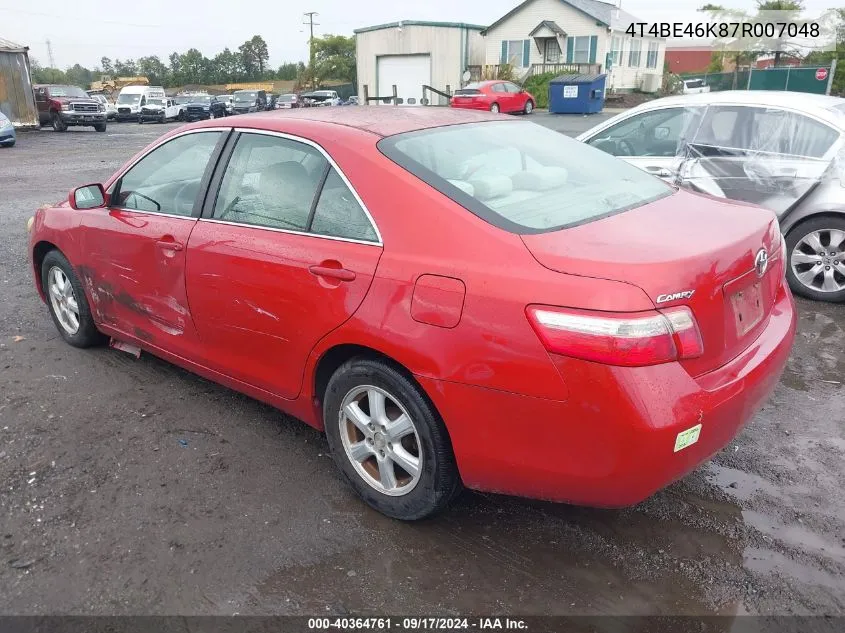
<box><xmin>89</xmin><ymin>75</ymin><xmax>150</xmax><ymax>98</ymax></box>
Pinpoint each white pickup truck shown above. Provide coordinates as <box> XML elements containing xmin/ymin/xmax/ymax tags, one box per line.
<box><xmin>138</xmin><ymin>97</ymin><xmax>185</xmax><ymax>123</ymax></box>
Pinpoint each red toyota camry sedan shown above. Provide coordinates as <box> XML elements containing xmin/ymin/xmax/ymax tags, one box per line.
<box><xmin>27</xmin><ymin>108</ymin><xmax>796</xmax><ymax>520</ymax></box>
<box><xmin>450</xmin><ymin>80</ymin><xmax>536</xmax><ymax>114</ymax></box>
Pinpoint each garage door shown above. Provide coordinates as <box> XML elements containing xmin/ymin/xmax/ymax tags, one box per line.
<box><xmin>377</xmin><ymin>55</ymin><xmax>431</xmax><ymax>106</ymax></box>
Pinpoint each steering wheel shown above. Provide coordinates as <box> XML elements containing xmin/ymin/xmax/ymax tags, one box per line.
<box><xmin>616</xmin><ymin>139</ymin><xmax>635</xmax><ymax>156</ymax></box>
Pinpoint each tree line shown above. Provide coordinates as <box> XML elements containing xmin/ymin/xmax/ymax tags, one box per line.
<box><xmin>31</xmin><ymin>34</ymin><xmax>356</xmax><ymax>90</ymax></box>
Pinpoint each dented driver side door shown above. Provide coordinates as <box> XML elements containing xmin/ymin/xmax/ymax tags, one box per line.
<box><xmin>78</xmin><ymin>130</ymin><xmax>226</xmax><ymax>356</ymax></box>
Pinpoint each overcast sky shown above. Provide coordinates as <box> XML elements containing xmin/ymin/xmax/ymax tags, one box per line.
<box><xmin>1</xmin><ymin>0</ymin><xmax>834</xmax><ymax>69</ymax></box>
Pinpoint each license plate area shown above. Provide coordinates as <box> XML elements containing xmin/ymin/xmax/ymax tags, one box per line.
<box><xmin>730</xmin><ymin>281</ymin><xmax>764</xmax><ymax>337</ymax></box>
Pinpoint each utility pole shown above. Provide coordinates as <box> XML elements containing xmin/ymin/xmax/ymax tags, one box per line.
<box><xmin>303</xmin><ymin>11</ymin><xmax>319</xmax><ymax>89</ymax></box>
<box><xmin>46</xmin><ymin>39</ymin><xmax>55</xmax><ymax>68</ymax></box>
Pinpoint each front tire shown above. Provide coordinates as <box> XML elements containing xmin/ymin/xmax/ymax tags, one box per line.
<box><xmin>785</xmin><ymin>216</ymin><xmax>845</xmax><ymax>302</ymax></box>
<box><xmin>94</xmin><ymin>123</ymin><xmax>107</xmax><ymax>132</ymax></box>
<box><xmin>324</xmin><ymin>358</ymin><xmax>461</xmax><ymax>520</ymax></box>
<box><xmin>51</xmin><ymin>112</ymin><xmax>67</xmax><ymax>132</ymax></box>
<box><xmin>490</xmin><ymin>103</ymin><xmax>500</xmax><ymax>113</ymax></box>
<box><xmin>524</xmin><ymin>99</ymin><xmax>534</xmax><ymax>115</ymax></box>
<box><xmin>40</xmin><ymin>250</ymin><xmax>106</xmax><ymax>348</ymax></box>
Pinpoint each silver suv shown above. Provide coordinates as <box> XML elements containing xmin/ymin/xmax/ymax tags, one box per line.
<box><xmin>578</xmin><ymin>90</ymin><xmax>845</xmax><ymax>303</ymax></box>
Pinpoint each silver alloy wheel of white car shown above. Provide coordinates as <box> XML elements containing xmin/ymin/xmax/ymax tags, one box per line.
<box><xmin>338</xmin><ymin>384</ymin><xmax>423</xmax><ymax>496</ymax></box>
<box><xmin>47</xmin><ymin>266</ymin><xmax>80</xmax><ymax>335</ymax></box>
<box><xmin>790</xmin><ymin>228</ymin><xmax>845</xmax><ymax>293</ymax></box>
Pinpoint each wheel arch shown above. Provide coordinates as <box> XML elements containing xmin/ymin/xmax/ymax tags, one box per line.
<box><xmin>312</xmin><ymin>343</ymin><xmax>452</xmax><ymax>440</ymax></box>
<box><xmin>782</xmin><ymin>207</ymin><xmax>845</xmax><ymax>237</ymax></box>
<box><xmin>32</xmin><ymin>240</ymin><xmax>61</xmax><ymax>298</ymax></box>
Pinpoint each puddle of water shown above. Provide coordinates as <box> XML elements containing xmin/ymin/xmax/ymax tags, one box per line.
<box><xmin>742</xmin><ymin>510</ymin><xmax>845</xmax><ymax>566</ymax></box>
<box><xmin>705</xmin><ymin>463</ymin><xmax>807</xmax><ymax>504</ymax></box>
<box><xmin>743</xmin><ymin>547</ymin><xmax>844</xmax><ymax>593</ymax></box>
<box><xmin>251</xmin><ymin>493</ymin><xmax>742</xmax><ymax>616</ymax></box>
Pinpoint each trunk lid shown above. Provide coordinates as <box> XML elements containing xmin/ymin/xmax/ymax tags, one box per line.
<box><xmin>520</xmin><ymin>189</ymin><xmax>784</xmax><ymax>376</ymax></box>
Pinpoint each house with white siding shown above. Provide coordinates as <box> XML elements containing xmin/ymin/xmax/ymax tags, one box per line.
<box><xmin>481</xmin><ymin>0</ymin><xmax>666</xmax><ymax>92</ymax></box>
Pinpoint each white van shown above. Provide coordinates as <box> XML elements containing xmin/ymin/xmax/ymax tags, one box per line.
<box><xmin>115</xmin><ymin>85</ymin><xmax>165</xmax><ymax>121</ymax></box>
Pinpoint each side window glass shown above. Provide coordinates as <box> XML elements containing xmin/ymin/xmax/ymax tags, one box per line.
<box><xmin>505</xmin><ymin>83</ymin><xmax>521</xmax><ymax>93</ymax></box>
<box><xmin>213</xmin><ymin>133</ymin><xmax>327</xmax><ymax>230</ymax></box>
<box><xmin>492</xmin><ymin>83</ymin><xmax>506</xmax><ymax>93</ymax></box>
<box><xmin>311</xmin><ymin>168</ymin><xmax>378</xmax><ymax>242</ymax></box>
<box><xmin>746</xmin><ymin>108</ymin><xmax>838</xmax><ymax>158</ymax></box>
<box><xmin>587</xmin><ymin>108</ymin><xmax>701</xmax><ymax>157</ymax></box>
<box><xmin>694</xmin><ymin>106</ymin><xmax>743</xmax><ymax>148</ymax></box>
<box><xmin>115</xmin><ymin>131</ymin><xmax>221</xmax><ymax>215</ymax></box>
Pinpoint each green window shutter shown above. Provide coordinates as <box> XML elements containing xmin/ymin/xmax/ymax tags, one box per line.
<box><xmin>566</xmin><ymin>38</ymin><xmax>574</xmax><ymax>63</ymax></box>
<box><xmin>589</xmin><ymin>36</ymin><xmax>598</xmax><ymax>64</ymax></box>
<box><xmin>523</xmin><ymin>39</ymin><xmax>530</xmax><ymax>67</ymax></box>
<box><xmin>501</xmin><ymin>40</ymin><xmax>508</xmax><ymax>64</ymax></box>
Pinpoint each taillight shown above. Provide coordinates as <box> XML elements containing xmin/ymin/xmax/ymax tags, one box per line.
<box><xmin>526</xmin><ymin>305</ymin><xmax>703</xmax><ymax>367</ymax></box>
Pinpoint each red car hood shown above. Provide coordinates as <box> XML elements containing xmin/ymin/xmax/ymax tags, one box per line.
<box><xmin>520</xmin><ymin>189</ymin><xmax>784</xmax><ymax>376</ymax></box>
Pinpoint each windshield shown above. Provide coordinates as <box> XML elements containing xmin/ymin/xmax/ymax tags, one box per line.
<box><xmin>279</xmin><ymin>95</ymin><xmax>295</xmax><ymax>102</ymax></box>
<box><xmin>191</xmin><ymin>96</ymin><xmax>211</xmax><ymax>104</ymax></box>
<box><xmin>117</xmin><ymin>93</ymin><xmax>142</xmax><ymax>105</ymax></box>
<box><xmin>49</xmin><ymin>85</ymin><xmax>88</xmax><ymax>98</ymax></box>
<box><xmin>379</xmin><ymin>121</ymin><xmax>672</xmax><ymax>233</ymax></box>
<box><xmin>234</xmin><ymin>92</ymin><xmax>256</xmax><ymax>101</ymax></box>
<box><xmin>146</xmin><ymin>99</ymin><xmax>163</xmax><ymax>106</ymax></box>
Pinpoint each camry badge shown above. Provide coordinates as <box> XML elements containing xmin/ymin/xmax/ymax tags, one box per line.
<box><xmin>655</xmin><ymin>290</ymin><xmax>695</xmax><ymax>303</ymax></box>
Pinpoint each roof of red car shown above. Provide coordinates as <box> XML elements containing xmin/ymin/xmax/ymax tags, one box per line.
<box><xmin>201</xmin><ymin>107</ymin><xmax>501</xmax><ymax>138</ymax></box>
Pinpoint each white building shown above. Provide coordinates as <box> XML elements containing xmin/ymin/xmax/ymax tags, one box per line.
<box><xmin>354</xmin><ymin>21</ymin><xmax>486</xmax><ymax>105</ymax></box>
<box><xmin>481</xmin><ymin>0</ymin><xmax>666</xmax><ymax>92</ymax></box>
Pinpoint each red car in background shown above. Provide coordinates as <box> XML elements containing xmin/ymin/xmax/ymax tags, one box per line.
<box><xmin>28</xmin><ymin>108</ymin><xmax>795</xmax><ymax>520</ymax></box>
<box><xmin>450</xmin><ymin>80</ymin><xmax>536</xmax><ymax>114</ymax></box>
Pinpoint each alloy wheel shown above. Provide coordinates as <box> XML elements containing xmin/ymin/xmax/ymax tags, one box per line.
<box><xmin>48</xmin><ymin>266</ymin><xmax>80</xmax><ymax>334</ymax></box>
<box><xmin>790</xmin><ymin>228</ymin><xmax>845</xmax><ymax>293</ymax></box>
<box><xmin>338</xmin><ymin>385</ymin><xmax>422</xmax><ymax>496</ymax></box>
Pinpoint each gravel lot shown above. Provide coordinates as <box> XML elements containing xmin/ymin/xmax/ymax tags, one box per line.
<box><xmin>0</xmin><ymin>117</ymin><xmax>843</xmax><ymax>617</ymax></box>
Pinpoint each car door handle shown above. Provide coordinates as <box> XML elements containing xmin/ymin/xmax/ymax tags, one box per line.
<box><xmin>156</xmin><ymin>239</ymin><xmax>183</xmax><ymax>252</ymax></box>
<box><xmin>645</xmin><ymin>165</ymin><xmax>673</xmax><ymax>178</ymax></box>
<box><xmin>308</xmin><ymin>265</ymin><xmax>356</xmax><ymax>282</ymax></box>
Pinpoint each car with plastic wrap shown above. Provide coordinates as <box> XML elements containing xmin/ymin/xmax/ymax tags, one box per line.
<box><xmin>26</xmin><ymin>108</ymin><xmax>796</xmax><ymax>520</ymax></box>
<box><xmin>579</xmin><ymin>90</ymin><xmax>845</xmax><ymax>303</ymax></box>
<box><xmin>34</xmin><ymin>84</ymin><xmax>107</xmax><ymax>132</ymax></box>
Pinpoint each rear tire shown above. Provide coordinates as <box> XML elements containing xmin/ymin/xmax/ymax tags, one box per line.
<box><xmin>785</xmin><ymin>216</ymin><xmax>845</xmax><ymax>303</ymax></box>
<box><xmin>490</xmin><ymin>103</ymin><xmax>500</xmax><ymax>113</ymax></box>
<box><xmin>51</xmin><ymin>112</ymin><xmax>67</xmax><ymax>132</ymax></box>
<box><xmin>324</xmin><ymin>358</ymin><xmax>461</xmax><ymax>520</ymax></box>
<box><xmin>40</xmin><ymin>250</ymin><xmax>106</xmax><ymax>348</ymax></box>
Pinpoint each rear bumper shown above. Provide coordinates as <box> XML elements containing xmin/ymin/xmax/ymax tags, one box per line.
<box><xmin>450</xmin><ymin>101</ymin><xmax>490</xmax><ymax>111</ymax></box>
<box><xmin>418</xmin><ymin>285</ymin><xmax>797</xmax><ymax>507</ymax></box>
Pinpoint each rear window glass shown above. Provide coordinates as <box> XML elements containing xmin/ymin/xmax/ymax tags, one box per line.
<box><xmin>454</xmin><ymin>88</ymin><xmax>482</xmax><ymax>95</ymax></box>
<box><xmin>378</xmin><ymin>121</ymin><xmax>672</xmax><ymax>234</ymax></box>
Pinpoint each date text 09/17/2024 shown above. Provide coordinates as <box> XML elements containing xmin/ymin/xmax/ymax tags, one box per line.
<box><xmin>307</xmin><ymin>617</ymin><xmax>528</xmax><ymax>630</ymax></box>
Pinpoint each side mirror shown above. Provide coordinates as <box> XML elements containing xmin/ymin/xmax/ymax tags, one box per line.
<box><xmin>69</xmin><ymin>184</ymin><xmax>107</xmax><ymax>210</ymax></box>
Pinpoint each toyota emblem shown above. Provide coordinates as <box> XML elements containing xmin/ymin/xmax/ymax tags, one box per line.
<box><xmin>754</xmin><ymin>248</ymin><xmax>769</xmax><ymax>277</ymax></box>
